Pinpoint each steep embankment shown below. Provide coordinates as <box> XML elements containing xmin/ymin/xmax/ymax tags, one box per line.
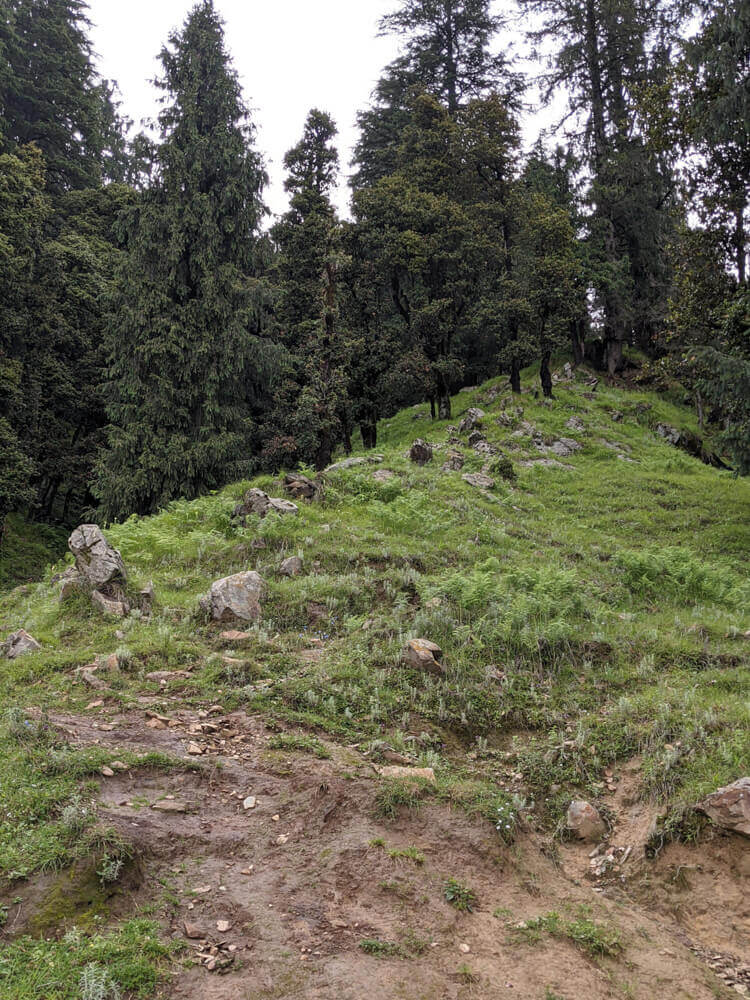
<box><xmin>0</xmin><ymin>367</ymin><xmax>748</xmax><ymax>999</ymax></box>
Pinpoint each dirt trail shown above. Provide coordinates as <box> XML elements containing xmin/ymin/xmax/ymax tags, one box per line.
<box><xmin>3</xmin><ymin>707</ymin><xmax>747</xmax><ymax>1000</ymax></box>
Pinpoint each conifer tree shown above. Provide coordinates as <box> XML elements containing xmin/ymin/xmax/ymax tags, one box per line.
<box><xmin>264</xmin><ymin>110</ymin><xmax>349</xmax><ymax>470</ymax></box>
<box><xmin>95</xmin><ymin>0</ymin><xmax>268</xmax><ymax>519</ymax></box>
<box><xmin>0</xmin><ymin>0</ymin><xmax>109</xmax><ymax>192</ymax></box>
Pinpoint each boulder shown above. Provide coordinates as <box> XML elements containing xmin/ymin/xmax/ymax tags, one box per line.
<box><xmin>280</xmin><ymin>556</ymin><xmax>303</xmax><ymax>578</ymax></box>
<box><xmin>699</xmin><ymin>778</ymin><xmax>750</xmax><ymax>837</ymax></box>
<box><xmin>462</xmin><ymin>472</ymin><xmax>495</xmax><ymax>490</ymax></box>
<box><xmin>233</xmin><ymin>489</ymin><xmax>298</xmax><ymax>521</ymax></box>
<box><xmin>2</xmin><ymin>629</ymin><xmax>41</xmax><ymax>659</ymax></box>
<box><xmin>57</xmin><ymin>567</ymin><xmax>86</xmax><ymax>602</ymax></box>
<box><xmin>68</xmin><ymin>525</ymin><xmax>127</xmax><ymax>589</ymax></box>
<box><xmin>442</xmin><ymin>451</ymin><xmax>465</xmax><ymax>472</ymax></box>
<box><xmin>91</xmin><ymin>590</ymin><xmax>130</xmax><ymax>618</ymax></box>
<box><xmin>567</xmin><ymin>800</ymin><xmax>607</xmax><ymax>842</ymax></box>
<box><xmin>284</xmin><ymin>473</ymin><xmax>319</xmax><ymax>501</ymax></box>
<box><xmin>468</xmin><ymin>430</ymin><xmax>487</xmax><ymax>447</ymax></box>
<box><xmin>402</xmin><ymin>638</ymin><xmax>445</xmax><ymax>677</ymax></box>
<box><xmin>203</xmin><ymin>572</ymin><xmax>266</xmax><ymax>623</ymax></box>
<box><xmin>458</xmin><ymin>408</ymin><xmax>485</xmax><ymax>434</ymax></box>
<box><xmin>409</xmin><ymin>439</ymin><xmax>433</xmax><ymax>465</ymax></box>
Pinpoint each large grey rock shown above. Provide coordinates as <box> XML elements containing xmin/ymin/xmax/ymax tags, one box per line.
<box><xmin>3</xmin><ymin>630</ymin><xmax>41</xmax><ymax>659</ymax></box>
<box><xmin>57</xmin><ymin>567</ymin><xmax>86</xmax><ymax>602</ymax></box>
<box><xmin>402</xmin><ymin>639</ymin><xmax>445</xmax><ymax>677</ymax></box>
<box><xmin>284</xmin><ymin>473</ymin><xmax>319</xmax><ymax>501</ymax></box>
<box><xmin>409</xmin><ymin>440</ymin><xmax>433</xmax><ymax>465</ymax></box>
<box><xmin>567</xmin><ymin>800</ymin><xmax>607</xmax><ymax>842</ymax></box>
<box><xmin>68</xmin><ymin>525</ymin><xmax>127</xmax><ymax>589</ymax></box>
<box><xmin>326</xmin><ymin>455</ymin><xmax>384</xmax><ymax>473</ymax></box>
<box><xmin>204</xmin><ymin>572</ymin><xmax>266</xmax><ymax>623</ymax></box>
<box><xmin>699</xmin><ymin>778</ymin><xmax>750</xmax><ymax>837</ymax></box>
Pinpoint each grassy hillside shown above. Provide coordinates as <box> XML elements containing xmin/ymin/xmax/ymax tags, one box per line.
<box><xmin>0</xmin><ymin>367</ymin><xmax>748</xmax><ymax>998</ymax></box>
<box><xmin>0</xmin><ymin>515</ymin><xmax>67</xmax><ymax>590</ymax></box>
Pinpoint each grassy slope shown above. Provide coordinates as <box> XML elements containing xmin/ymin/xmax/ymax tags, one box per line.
<box><xmin>0</xmin><ymin>515</ymin><xmax>67</xmax><ymax>590</ymax></box>
<box><xmin>0</xmin><ymin>368</ymin><xmax>748</xmax><ymax>994</ymax></box>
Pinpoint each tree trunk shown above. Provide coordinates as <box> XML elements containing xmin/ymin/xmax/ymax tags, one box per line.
<box><xmin>436</xmin><ymin>372</ymin><xmax>451</xmax><ymax>420</ymax></box>
<box><xmin>736</xmin><ymin>204</ymin><xmax>747</xmax><ymax>285</ymax></box>
<box><xmin>540</xmin><ymin>352</ymin><xmax>554</xmax><ymax>398</ymax></box>
<box><xmin>510</xmin><ymin>358</ymin><xmax>521</xmax><ymax>393</ymax></box>
<box><xmin>571</xmin><ymin>318</ymin><xmax>585</xmax><ymax>366</ymax></box>
<box><xmin>606</xmin><ymin>336</ymin><xmax>624</xmax><ymax>376</ymax></box>
<box><xmin>361</xmin><ymin>421</ymin><xmax>378</xmax><ymax>450</ymax></box>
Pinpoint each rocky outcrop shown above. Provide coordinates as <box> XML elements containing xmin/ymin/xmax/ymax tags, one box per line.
<box><xmin>567</xmin><ymin>800</ymin><xmax>607</xmax><ymax>842</ymax></box>
<box><xmin>402</xmin><ymin>638</ymin><xmax>445</xmax><ymax>677</ymax></box>
<box><xmin>91</xmin><ymin>590</ymin><xmax>130</xmax><ymax>618</ymax></box>
<box><xmin>409</xmin><ymin>440</ymin><xmax>433</xmax><ymax>465</ymax></box>
<box><xmin>202</xmin><ymin>572</ymin><xmax>266</xmax><ymax>623</ymax></box>
<box><xmin>566</xmin><ymin>416</ymin><xmax>586</xmax><ymax>433</ymax></box>
<box><xmin>458</xmin><ymin>408</ymin><xmax>485</xmax><ymax>434</ymax></box>
<box><xmin>2</xmin><ymin>630</ymin><xmax>41</xmax><ymax>659</ymax></box>
<box><xmin>549</xmin><ymin>438</ymin><xmax>583</xmax><ymax>458</ymax></box>
<box><xmin>233</xmin><ymin>489</ymin><xmax>298</xmax><ymax>522</ymax></box>
<box><xmin>68</xmin><ymin>525</ymin><xmax>127</xmax><ymax>589</ymax></box>
<box><xmin>326</xmin><ymin>455</ymin><xmax>384</xmax><ymax>473</ymax></box>
<box><xmin>699</xmin><ymin>778</ymin><xmax>750</xmax><ymax>837</ymax></box>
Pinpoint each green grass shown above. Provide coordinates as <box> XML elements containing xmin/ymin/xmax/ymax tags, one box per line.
<box><xmin>0</xmin><ymin>515</ymin><xmax>67</xmax><ymax>590</ymax></box>
<box><xmin>0</xmin><ymin>919</ymin><xmax>173</xmax><ymax>999</ymax></box>
<box><xmin>512</xmin><ymin>909</ymin><xmax>624</xmax><ymax>959</ymax></box>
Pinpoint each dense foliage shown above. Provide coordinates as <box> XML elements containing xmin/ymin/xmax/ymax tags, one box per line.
<box><xmin>0</xmin><ymin>0</ymin><xmax>747</xmax><ymax>531</ymax></box>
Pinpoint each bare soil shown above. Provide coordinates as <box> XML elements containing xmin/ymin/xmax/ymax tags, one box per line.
<box><xmin>2</xmin><ymin>706</ymin><xmax>747</xmax><ymax>1000</ymax></box>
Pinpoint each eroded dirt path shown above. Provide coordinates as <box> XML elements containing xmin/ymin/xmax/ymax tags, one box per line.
<box><xmin>4</xmin><ymin>707</ymin><xmax>747</xmax><ymax>1000</ymax></box>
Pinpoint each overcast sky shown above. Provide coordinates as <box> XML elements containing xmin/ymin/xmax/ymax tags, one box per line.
<box><xmin>87</xmin><ymin>0</ymin><xmax>553</xmax><ymax>219</ymax></box>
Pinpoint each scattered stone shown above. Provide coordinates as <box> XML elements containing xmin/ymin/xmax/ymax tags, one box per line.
<box><xmin>306</xmin><ymin>602</ymin><xmax>328</xmax><ymax>625</ymax></box>
<box><xmin>147</xmin><ymin>718</ymin><xmax>168</xmax><ymax>730</ymax></box>
<box><xmin>284</xmin><ymin>473</ymin><xmax>320</xmax><ymax>501</ymax></box>
<box><xmin>187</xmin><ymin>742</ymin><xmax>204</xmax><ymax>756</ymax></box>
<box><xmin>202</xmin><ymin>571</ymin><xmax>266</xmax><ymax>623</ymax></box>
<box><xmin>184</xmin><ymin>922</ymin><xmax>205</xmax><ymax>939</ymax></box>
<box><xmin>373</xmin><ymin>469</ymin><xmax>395</xmax><ymax>483</ymax></box>
<box><xmin>279</xmin><ymin>556</ymin><xmax>303</xmax><ymax>578</ymax></box>
<box><xmin>379</xmin><ymin>766</ymin><xmax>436</xmax><ymax>783</ymax></box>
<box><xmin>146</xmin><ymin>670</ymin><xmax>191</xmax><ymax>683</ymax></box>
<box><xmin>2</xmin><ymin>629</ymin><xmax>41</xmax><ymax>659</ymax></box>
<box><xmin>243</xmin><ymin>796</ymin><xmax>257</xmax><ymax>811</ymax></box>
<box><xmin>699</xmin><ymin>778</ymin><xmax>750</xmax><ymax>837</ymax></box>
<box><xmin>91</xmin><ymin>590</ymin><xmax>130</xmax><ymax>618</ymax></box>
<box><xmin>567</xmin><ymin>800</ymin><xmax>607</xmax><ymax>842</ymax></box>
<box><xmin>153</xmin><ymin>800</ymin><xmax>188</xmax><ymax>814</ymax></box>
<box><xmin>442</xmin><ymin>451</ymin><xmax>465</xmax><ymax>472</ymax></box>
<box><xmin>458</xmin><ymin>408</ymin><xmax>485</xmax><ymax>434</ymax></box>
<box><xmin>221</xmin><ymin>630</ymin><xmax>252</xmax><ymax>642</ymax></box>
<box><xmin>276</xmin><ymin>834</ymin><xmax>289</xmax><ymax>846</ymax></box>
<box><xmin>566</xmin><ymin>416</ymin><xmax>585</xmax><ymax>433</ymax></box>
<box><xmin>409</xmin><ymin>439</ymin><xmax>433</xmax><ymax>465</ymax></box>
<box><xmin>100</xmin><ymin>766</ymin><xmax>115</xmax><ymax>777</ymax></box>
<box><xmin>459</xmin><ymin>943</ymin><xmax>471</xmax><ymax>954</ymax></box>
<box><xmin>110</xmin><ymin>761</ymin><xmax>128</xmax><ymax>772</ymax></box>
<box><xmin>462</xmin><ymin>472</ymin><xmax>495</xmax><ymax>490</ymax></box>
<box><xmin>216</xmin><ymin>920</ymin><xmax>231</xmax><ymax>933</ymax></box>
<box><xmin>68</xmin><ymin>524</ymin><xmax>127</xmax><ymax>589</ymax></box>
<box><xmin>402</xmin><ymin>638</ymin><xmax>445</xmax><ymax>677</ymax></box>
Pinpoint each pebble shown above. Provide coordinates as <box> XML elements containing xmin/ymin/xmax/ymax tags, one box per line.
<box><xmin>459</xmin><ymin>943</ymin><xmax>470</xmax><ymax>954</ymax></box>
<box><xmin>243</xmin><ymin>796</ymin><xmax>257</xmax><ymax>810</ymax></box>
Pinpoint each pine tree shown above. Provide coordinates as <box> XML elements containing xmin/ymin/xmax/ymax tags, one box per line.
<box><xmin>95</xmin><ymin>0</ymin><xmax>269</xmax><ymax>519</ymax></box>
<box><xmin>0</xmin><ymin>0</ymin><xmax>109</xmax><ymax>192</ymax></box>
<box><xmin>264</xmin><ymin>110</ymin><xmax>349</xmax><ymax>470</ymax></box>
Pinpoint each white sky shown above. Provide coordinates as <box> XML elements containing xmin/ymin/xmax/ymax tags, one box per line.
<box><xmin>87</xmin><ymin>0</ymin><xmax>556</xmax><ymax>219</ymax></box>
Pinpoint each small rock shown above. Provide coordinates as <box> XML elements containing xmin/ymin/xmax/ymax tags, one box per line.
<box><xmin>373</xmin><ymin>469</ymin><xmax>395</xmax><ymax>483</ymax></box>
<box><xmin>100</xmin><ymin>766</ymin><xmax>115</xmax><ymax>777</ymax></box>
<box><xmin>110</xmin><ymin>761</ymin><xmax>128</xmax><ymax>772</ymax></box>
<box><xmin>153</xmin><ymin>800</ymin><xmax>188</xmax><ymax>813</ymax></box>
<box><xmin>187</xmin><ymin>742</ymin><xmax>204</xmax><ymax>756</ymax></box>
<box><xmin>459</xmin><ymin>408</ymin><xmax>485</xmax><ymax>434</ymax></box>
<box><xmin>442</xmin><ymin>451</ymin><xmax>465</xmax><ymax>472</ymax></box>
<box><xmin>184</xmin><ymin>922</ymin><xmax>205</xmax><ymax>940</ymax></box>
<box><xmin>462</xmin><ymin>472</ymin><xmax>495</xmax><ymax>489</ymax></box>
<box><xmin>402</xmin><ymin>638</ymin><xmax>445</xmax><ymax>677</ymax></box>
<box><xmin>216</xmin><ymin>920</ymin><xmax>231</xmax><ymax>933</ymax></box>
<box><xmin>280</xmin><ymin>556</ymin><xmax>303</xmax><ymax>578</ymax></box>
<box><xmin>379</xmin><ymin>766</ymin><xmax>436</xmax><ymax>783</ymax></box>
<box><xmin>567</xmin><ymin>800</ymin><xmax>607</xmax><ymax>842</ymax></box>
<box><xmin>220</xmin><ymin>630</ymin><xmax>252</xmax><ymax>642</ymax></box>
<box><xmin>699</xmin><ymin>778</ymin><xmax>750</xmax><ymax>837</ymax></box>
<box><xmin>91</xmin><ymin>590</ymin><xmax>130</xmax><ymax>618</ymax></box>
<box><xmin>276</xmin><ymin>834</ymin><xmax>289</xmax><ymax>845</ymax></box>
<box><xmin>2</xmin><ymin>630</ymin><xmax>41</xmax><ymax>659</ymax></box>
<box><xmin>202</xmin><ymin>571</ymin><xmax>266</xmax><ymax>623</ymax></box>
<box><xmin>243</xmin><ymin>796</ymin><xmax>257</xmax><ymax>810</ymax></box>
<box><xmin>284</xmin><ymin>473</ymin><xmax>319</xmax><ymax>501</ymax></box>
<box><xmin>409</xmin><ymin>439</ymin><xmax>433</xmax><ymax>465</ymax></box>
<box><xmin>566</xmin><ymin>416</ymin><xmax>585</xmax><ymax>432</ymax></box>
<box><xmin>459</xmin><ymin>943</ymin><xmax>471</xmax><ymax>954</ymax></box>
